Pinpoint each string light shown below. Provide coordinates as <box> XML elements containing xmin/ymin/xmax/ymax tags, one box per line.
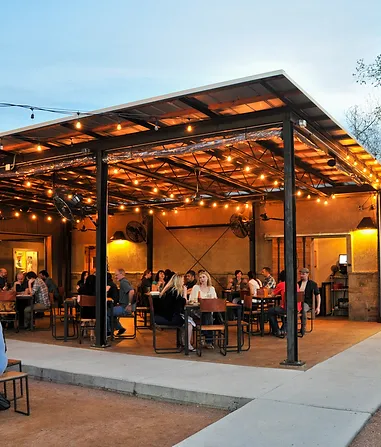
<box><xmin>212</xmin><ymin>202</ymin><xmax>217</xmax><ymax>208</ymax></box>
<box><xmin>76</xmin><ymin>219</ymin><xmax>80</xmax><ymax>223</ymax></box>
<box><xmin>47</xmin><ymin>189</ymin><xmax>53</xmax><ymax>195</ymax></box>
<box><xmin>227</xmin><ymin>155</ymin><xmax>232</xmax><ymax>162</ymax></box>
<box><xmin>199</xmin><ymin>200</ymin><xmax>205</xmax><ymax>206</ymax></box>
<box><xmin>185</xmin><ymin>197</ymin><xmax>190</xmax><ymax>203</ymax></box>
<box><xmin>135</xmin><ymin>207</ymin><xmax>140</xmax><ymax>213</ymax></box>
<box><xmin>117</xmin><ymin>123</ymin><xmax>122</xmax><ymax>131</ymax></box>
<box><xmin>346</xmin><ymin>154</ymin><xmax>350</xmax><ymax>160</ymax></box>
<box><xmin>148</xmin><ymin>209</ymin><xmax>154</xmax><ymax>215</ymax></box>
<box><xmin>86</xmin><ymin>198</ymin><xmax>92</xmax><ymax>203</ymax></box>
<box><xmin>307</xmin><ymin>195</ymin><xmax>311</xmax><ymax>199</ymax></box>
<box><xmin>25</xmin><ymin>180</ymin><xmax>31</xmax><ymax>188</ymax></box>
<box><xmin>169</xmin><ymin>193</ymin><xmax>175</xmax><ymax>199</ymax></box>
<box><xmin>244</xmin><ymin>166</ymin><xmax>250</xmax><ymax>172</ymax></box>
<box><xmin>47</xmin><ymin>216</ymin><xmax>52</xmax><ymax>222</ymax></box>
<box><xmin>67</xmin><ymin>194</ymin><xmax>73</xmax><ymax>200</ymax></box>
<box><xmin>297</xmin><ymin>190</ymin><xmax>302</xmax><ymax>196</ymax></box>
<box><xmin>162</xmin><ymin>211</ymin><xmax>166</xmax><ymax>216</ymax></box>
<box><xmin>354</xmin><ymin>161</ymin><xmax>358</xmax><ymax>166</ymax></box>
<box><xmin>133</xmin><ymin>179</ymin><xmax>139</xmax><ymax>185</ymax></box>
<box><xmin>37</xmin><ymin>144</ymin><xmax>42</xmax><ymax>152</ymax></box>
<box><xmin>113</xmin><ymin>168</ymin><xmax>119</xmax><ymax>174</ymax></box>
<box><xmin>331</xmin><ymin>194</ymin><xmax>336</xmax><ymax>199</ymax></box>
<box><xmin>245</xmin><ymin>203</ymin><xmax>249</xmax><ymax>209</ymax></box>
<box><xmin>236</xmin><ymin>205</ymin><xmax>240</xmax><ymax>211</ymax></box>
<box><xmin>174</xmin><ymin>209</ymin><xmax>178</xmax><ymax>214</ymax></box>
<box><xmin>317</xmin><ymin>198</ymin><xmax>321</xmax><ymax>203</ymax></box>
<box><xmin>370</xmin><ymin>173</ymin><xmax>373</xmax><ymax>178</ymax></box>
<box><xmin>119</xmin><ymin>204</ymin><xmax>125</xmax><ymax>210</ymax></box>
<box><xmin>14</xmin><ymin>211</ymin><xmax>20</xmax><ymax>217</ymax></box>
<box><xmin>224</xmin><ymin>204</ymin><xmax>229</xmax><ymax>209</ymax></box>
<box><xmin>186</xmin><ymin>119</ymin><xmax>193</xmax><ymax>132</ymax></box>
<box><xmin>274</xmin><ymin>180</ymin><xmax>279</xmax><ymax>186</ymax></box>
<box><xmin>324</xmin><ymin>200</ymin><xmax>328</xmax><ymax>205</ymax></box>
<box><xmin>31</xmin><ymin>214</ymin><xmax>37</xmax><ymax>220</ymax></box>
<box><xmin>62</xmin><ymin>217</ymin><xmax>66</xmax><ymax>223</ymax></box>
<box><xmin>153</xmin><ymin>187</ymin><xmax>158</xmax><ymax>193</ymax></box>
<box><xmin>363</xmin><ymin>168</ymin><xmax>367</xmax><ymax>173</ymax></box>
<box><xmin>75</xmin><ymin>113</ymin><xmax>82</xmax><ymax>129</ymax></box>
<box><xmin>260</xmin><ymin>174</ymin><xmax>265</xmax><ymax>180</ymax></box>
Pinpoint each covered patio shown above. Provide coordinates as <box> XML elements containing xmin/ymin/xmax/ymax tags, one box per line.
<box><xmin>1</xmin><ymin>70</ymin><xmax>380</xmax><ymax>365</ymax></box>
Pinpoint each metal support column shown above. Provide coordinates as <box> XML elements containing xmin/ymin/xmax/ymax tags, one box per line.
<box><xmin>64</xmin><ymin>222</ymin><xmax>72</xmax><ymax>296</ymax></box>
<box><xmin>377</xmin><ymin>192</ymin><xmax>381</xmax><ymax>323</ymax></box>
<box><xmin>281</xmin><ymin>116</ymin><xmax>304</xmax><ymax>366</ymax></box>
<box><xmin>249</xmin><ymin>202</ymin><xmax>256</xmax><ymax>274</ymax></box>
<box><xmin>146</xmin><ymin>214</ymin><xmax>154</xmax><ymax>271</ymax></box>
<box><xmin>95</xmin><ymin>151</ymin><xmax>108</xmax><ymax>347</ymax></box>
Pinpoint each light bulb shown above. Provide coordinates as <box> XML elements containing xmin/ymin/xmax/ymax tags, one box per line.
<box><xmin>31</xmin><ymin>214</ymin><xmax>37</xmax><ymax>220</ymax></box>
<box><xmin>135</xmin><ymin>207</ymin><xmax>140</xmax><ymax>213</ymax></box>
<box><xmin>200</xmin><ymin>200</ymin><xmax>205</xmax><ymax>206</ymax></box>
<box><xmin>307</xmin><ymin>195</ymin><xmax>311</xmax><ymax>199</ymax></box>
<box><xmin>47</xmin><ymin>189</ymin><xmax>53</xmax><ymax>195</ymax></box>
<box><xmin>76</xmin><ymin>219</ymin><xmax>80</xmax><ymax>223</ymax></box>
<box><xmin>119</xmin><ymin>204</ymin><xmax>125</xmax><ymax>210</ymax></box>
<box><xmin>324</xmin><ymin>200</ymin><xmax>328</xmax><ymax>205</ymax></box>
<box><xmin>174</xmin><ymin>209</ymin><xmax>178</xmax><ymax>214</ymax></box>
<box><xmin>227</xmin><ymin>155</ymin><xmax>232</xmax><ymax>162</ymax></box>
<box><xmin>354</xmin><ymin>161</ymin><xmax>358</xmax><ymax>166</ymax></box>
<box><xmin>297</xmin><ymin>190</ymin><xmax>302</xmax><ymax>196</ymax></box>
<box><xmin>260</xmin><ymin>174</ymin><xmax>265</xmax><ymax>180</ymax></box>
<box><xmin>113</xmin><ymin>168</ymin><xmax>119</xmax><ymax>174</ymax></box>
<box><xmin>224</xmin><ymin>204</ymin><xmax>229</xmax><ymax>209</ymax></box>
<box><xmin>117</xmin><ymin>123</ymin><xmax>122</xmax><ymax>131</ymax></box>
<box><xmin>245</xmin><ymin>203</ymin><xmax>249</xmax><ymax>209</ymax></box>
<box><xmin>37</xmin><ymin>145</ymin><xmax>42</xmax><ymax>151</ymax></box>
<box><xmin>169</xmin><ymin>193</ymin><xmax>174</xmax><ymax>199</ymax></box>
<box><xmin>153</xmin><ymin>187</ymin><xmax>158</xmax><ymax>193</ymax></box>
<box><xmin>274</xmin><ymin>180</ymin><xmax>278</xmax><ymax>186</ymax></box>
<box><xmin>26</xmin><ymin>181</ymin><xmax>31</xmax><ymax>187</ymax></box>
<box><xmin>67</xmin><ymin>194</ymin><xmax>73</xmax><ymax>200</ymax></box>
<box><xmin>87</xmin><ymin>198</ymin><xmax>92</xmax><ymax>203</ymax></box>
<box><xmin>149</xmin><ymin>209</ymin><xmax>154</xmax><ymax>215</ymax></box>
<box><xmin>75</xmin><ymin>120</ymin><xmax>82</xmax><ymax>129</ymax></box>
<box><xmin>212</xmin><ymin>202</ymin><xmax>217</xmax><ymax>208</ymax></box>
<box><xmin>236</xmin><ymin>206</ymin><xmax>240</xmax><ymax>211</ymax></box>
<box><xmin>317</xmin><ymin>198</ymin><xmax>321</xmax><ymax>203</ymax></box>
<box><xmin>14</xmin><ymin>212</ymin><xmax>20</xmax><ymax>217</ymax></box>
<box><xmin>244</xmin><ymin>166</ymin><xmax>250</xmax><ymax>172</ymax></box>
<box><xmin>363</xmin><ymin>168</ymin><xmax>367</xmax><ymax>173</ymax></box>
<box><xmin>370</xmin><ymin>173</ymin><xmax>373</xmax><ymax>178</ymax></box>
<box><xmin>47</xmin><ymin>216</ymin><xmax>52</xmax><ymax>221</ymax></box>
<box><xmin>332</xmin><ymin>194</ymin><xmax>336</xmax><ymax>199</ymax></box>
<box><xmin>185</xmin><ymin>198</ymin><xmax>190</xmax><ymax>203</ymax></box>
<box><xmin>346</xmin><ymin>155</ymin><xmax>350</xmax><ymax>160</ymax></box>
<box><xmin>162</xmin><ymin>211</ymin><xmax>166</xmax><ymax>216</ymax></box>
<box><xmin>133</xmin><ymin>179</ymin><xmax>139</xmax><ymax>185</ymax></box>
<box><xmin>62</xmin><ymin>217</ymin><xmax>66</xmax><ymax>223</ymax></box>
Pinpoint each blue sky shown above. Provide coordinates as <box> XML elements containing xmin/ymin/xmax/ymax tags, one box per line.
<box><xmin>0</xmin><ymin>0</ymin><xmax>380</xmax><ymax>132</ymax></box>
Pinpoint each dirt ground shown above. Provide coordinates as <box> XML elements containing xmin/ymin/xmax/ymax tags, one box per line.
<box><xmin>350</xmin><ymin>409</ymin><xmax>381</xmax><ymax>446</ymax></box>
<box><xmin>2</xmin><ymin>380</ymin><xmax>227</xmax><ymax>447</ymax></box>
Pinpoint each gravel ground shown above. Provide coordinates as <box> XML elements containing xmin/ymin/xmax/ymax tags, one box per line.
<box><xmin>350</xmin><ymin>409</ymin><xmax>381</xmax><ymax>447</ymax></box>
<box><xmin>2</xmin><ymin>379</ymin><xmax>227</xmax><ymax>447</ymax></box>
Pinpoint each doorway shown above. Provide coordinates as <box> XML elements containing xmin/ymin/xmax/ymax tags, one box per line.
<box><xmin>310</xmin><ymin>237</ymin><xmax>348</xmax><ymax>285</ymax></box>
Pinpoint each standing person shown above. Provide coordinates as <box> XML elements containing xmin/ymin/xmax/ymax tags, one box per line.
<box><xmin>0</xmin><ymin>323</ymin><xmax>7</xmax><ymax>374</ymax></box>
<box><xmin>298</xmin><ymin>268</ymin><xmax>321</xmax><ymax>334</ymax></box>
<box><xmin>152</xmin><ymin>270</ymin><xmax>165</xmax><ymax>292</ymax></box>
<box><xmin>39</xmin><ymin>270</ymin><xmax>61</xmax><ymax>305</ymax></box>
<box><xmin>190</xmin><ymin>271</ymin><xmax>217</xmax><ymax>349</ymax></box>
<box><xmin>0</xmin><ymin>268</ymin><xmax>8</xmax><ymax>290</ymax></box>
<box><xmin>24</xmin><ymin>271</ymin><xmax>50</xmax><ymax>330</ymax></box>
<box><xmin>261</xmin><ymin>267</ymin><xmax>276</xmax><ymax>289</ymax></box>
<box><xmin>108</xmin><ymin>269</ymin><xmax>135</xmax><ymax>336</ymax></box>
<box><xmin>155</xmin><ymin>274</ymin><xmax>194</xmax><ymax>352</ymax></box>
<box><xmin>139</xmin><ymin>269</ymin><xmax>152</xmax><ymax>306</ymax></box>
<box><xmin>13</xmin><ymin>272</ymin><xmax>28</xmax><ymax>293</ymax></box>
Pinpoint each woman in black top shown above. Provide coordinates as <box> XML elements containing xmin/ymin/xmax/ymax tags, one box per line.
<box><xmin>77</xmin><ymin>274</ymin><xmax>96</xmax><ymax>319</ymax></box>
<box><xmin>107</xmin><ymin>272</ymin><xmax>119</xmax><ymax>305</ymax></box>
<box><xmin>155</xmin><ymin>274</ymin><xmax>194</xmax><ymax>351</ymax></box>
<box><xmin>139</xmin><ymin>269</ymin><xmax>152</xmax><ymax>306</ymax></box>
<box><xmin>76</xmin><ymin>271</ymin><xmax>89</xmax><ymax>291</ymax></box>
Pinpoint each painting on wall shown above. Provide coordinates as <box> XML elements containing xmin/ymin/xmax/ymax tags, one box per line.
<box><xmin>26</xmin><ymin>251</ymin><xmax>38</xmax><ymax>273</ymax></box>
<box><xmin>13</xmin><ymin>249</ymin><xmax>38</xmax><ymax>276</ymax></box>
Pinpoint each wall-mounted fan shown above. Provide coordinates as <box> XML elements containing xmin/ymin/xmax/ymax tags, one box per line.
<box><xmin>125</xmin><ymin>221</ymin><xmax>147</xmax><ymax>243</ymax></box>
<box><xmin>259</xmin><ymin>213</ymin><xmax>284</xmax><ymax>222</ymax></box>
<box><xmin>53</xmin><ymin>194</ymin><xmax>75</xmax><ymax>222</ymax></box>
<box><xmin>230</xmin><ymin>214</ymin><xmax>250</xmax><ymax>238</ymax></box>
<box><xmin>53</xmin><ymin>191</ymin><xmax>96</xmax><ymax>224</ymax></box>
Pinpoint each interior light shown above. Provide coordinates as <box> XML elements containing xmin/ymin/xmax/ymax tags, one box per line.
<box><xmin>244</xmin><ymin>166</ymin><xmax>250</xmax><ymax>172</ymax></box>
<box><xmin>370</xmin><ymin>173</ymin><xmax>373</xmax><ymax>178</ymax></box>
<box><xmin>162</xmin><ymin>211</ymin><xmax>166</xmax><ymax>216</ymax></box>
<box><xmin>153</xmin><ymin>187</ymin><xmax>158</xmax><ymax>193</ymax></box>
<box><xmin>224</xmin><ymin>204</ymin><xmax>229</xmax><ymax>209</ymax></box>
<box><xmin>25</xmin><ymin>181</ymin><xmax>31</xmax><ymax>188</ymax></box>
<box><xmin>236</xmin><ymin>206</ymin><xmax>240</xmax><ymax>211</ymax></box>
<box><xmin>274</xmin><ymin>180</ymin><xmax>279</xmax><ymax>186</ymax></box>
<box><xmin>174</xmin><ymin>209</ymin><xmax>178</xmax><ymax>214</ymax></box>
<box><xmin>67</xmin><ymin>194</ymin><xmax>73</xmax><ymax>200</ymax></box>
<box><xmin>113</xmin><ymin>168</ymin><xmax>119</xmax><ymax>174</ymax></box>
<box><xmin>363</xmin><ymin>168</ymin><xmax>367</xmax><ymax>173</ymax></box>
<box><xmin>169</xmin><ymin>193</ymin><xmax>175</xmax><ymax>199</ymax></box>
<box><xmin>199</xmin><ymin>200</ymin><xmax>205</xmax><ymax>206</ymax></box>
<box><xmin>227</xmin><ymin>155</ymin><xmax>232</xmax><ymax>162</ymax></box>
<box><xmin>14</xmin><ymin>212</ymin><xmax>20</xmax><ymax>217</ymax></box>
<box><xmin>317</xmin><ymin>198</ymin><xmax>321</xmax><ymax>203</ymax></box>
<box><xmin>62</xmin><ymin>218</ymin><xmax>67</xmax><ymax>223</ymax></box>
<box><xmin>331</xmin><ymin>194</ymin><xmax>336</xmax><ymax>199</ymax></box>
<box><xmin>133</xmin><ymin>179</ymin><xmax>139</xmax><ymax>185</ymax></box>
<box><xmin>75</xmin><ymin>120</ymin><xmax>82</xmax><ymax>129</ymax></box>
<box><xmin>185</xmin><ymin>197</ymin><xmax>190</xmax><ymax>203</ymax></box>
<box><xmin>324</xmin><ymin>200</ymin><xmax>328</xmax><ymax>205</ymax></box>
<box><xmin>186</xmin><ymin>119</ymin><xmax>193</xmax><ymax>132</ymax></box>
<box><xmin>76</xmin><ymin>219</ymin><xmax>80</xmax><ymax>223</ymax></box>
<box><xmin>86</xmin><ymin>198</ymin><xmax>92</xmax><ymax>203</ymax></box>
<box><xmin>297</xmin><ymin>190</ymin><xmax>302</xmax><ymax>196</ymax></box>
<box><xmin>354</xmin><ymin>161</ymin><xmax>358</xmax><ymax>166</ymax></box>
<box><xmin>47</xmin><ymin>189</ymin><xmax>53</xmax><ymax>195</ymax></box>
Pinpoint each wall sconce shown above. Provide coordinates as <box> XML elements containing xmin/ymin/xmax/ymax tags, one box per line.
<box><xmin>356</xmin><ymin>217</ymin><xmax>377</xmax><ymax>230</ymax></box>
<box><xmin>110</xmin><ymin>230</ymin><xmax>126</xmax><ymax>241</ymax></box>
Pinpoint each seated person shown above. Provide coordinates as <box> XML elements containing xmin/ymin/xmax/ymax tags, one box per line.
<box><xmin>184</xmin><ymin>270</ymin><xmax>197</xmax><ymax>297</ymax></box>
<box><xmin>261</xmin><ymin>267</ymin><xmax>276</xmax><ymax>289</ymax></box>
<box><xmin>0</xmin><ymin>323</ymin><xmax>7</xmax><ymax>374</ymax></box>
<box><xmin>13</xmin><ymin>272</ymin><xmax>28</xmax><ymax>293</ymax></box>
<box><xmin>268</xmin><ymin>270</ymin><xmax>301</xmax><ymax>337</ymax></box>
<box><xmin>155</xmin><ymin>274</ymin><xmax>194</xmax><ymax>351</ymax></box>
<box><xmin>190</xmin><ymin>271</ymin><xmax>217</xmax><ymax>349</ymax></box>
<box><xmin>247</xmin><ymin>271</ymin><xmax>262</xmax><ymax>298</ymax></box>
<box><xmin>139</xmin><ymin>269</ymin><xmax>152</xmax><ymax>306</ymax></box>
<box><xmin>229</xmin><ymin>269</ymin><xmax>248</xmax><ymax>302</ymax></box>
<box><xmin>0</xmin><ymin>268</ymin><xmax>9</xmax><ymax>291</ymax></box>
<box><xmin>152</xmin><ymin>270</ymin><xmax>165</xmax><ymax>292</ymax></box>
<box><xmin>24</xmin><ymin>271</ymin><xmax>50</xmax><ymax>330</ymax></box>
<box><xmin>39</xmin><ymin>270</ymin><xmax>62</xmax><ymax>306</ymax></box>
<box><xmin>107</xmin><ymin>272</ymin><xmax>119</xmax><ymax>305</ymax></box>
<box><xmin>76</xmin><ymin>271</ymin><xmax>89</xmax><ymax>291</ymax></box>
<box><xmin>77</xmin><ymin>274</ymin><xmax>97</xmax><ymax>319</ymax></box>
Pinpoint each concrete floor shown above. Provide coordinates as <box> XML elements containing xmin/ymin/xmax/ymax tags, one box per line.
<box><xmin>2</xmin><ymin>379</ymin><xmax>226</xmax><ymax>447</ymax></box>
<box><xmin>5</xmin><ymin>316</ymin><xmax>381</xmax><ymax>369</ymax></box>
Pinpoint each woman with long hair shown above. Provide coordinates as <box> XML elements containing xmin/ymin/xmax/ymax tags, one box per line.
<box><xmin>76</xmin><ymin>271</ymin><xmax>89</xmax><ymax>291</ymax></box>
<box><xmin>139</xmin><ymin>269</ymin><xmax>152</xmax><ymax>306</ymax></box>
<box><xmin>152</xmin><ymin>269</ymin><xmax>165</xmax><ymax>292</ymax></box>
<box><xmin>155</xmin><ymin>273</ymin><xmax>194</xmax><ymax>351</ymax></box>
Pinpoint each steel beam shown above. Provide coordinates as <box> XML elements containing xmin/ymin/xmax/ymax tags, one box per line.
<box><xmin>146</xmin><ymin>214</ymin><xmax>153</xmax><ymax>271</ymax></box>
<box><xmin>95</xmin><ymin>150</ymin><xmax>108</xmax><ymax>347</ymax></box>
<box><xmin>178</xmin><ymin>97</ymin><xmax>220</xmax><ymax>119</ymax></box>
<box><xmin>377</xmin><ymin>192</ymin><xmax>381</xmax><ymax>323</ymax></box>
<box><xmin>281</xmin><ymin>116</ymin><xmax>304</xmax><ymax>366</ymax></box>
<box><xmin>249</xmin><ymin>202</ymin><xmax>256</xmax><ymax>274</ymax></box>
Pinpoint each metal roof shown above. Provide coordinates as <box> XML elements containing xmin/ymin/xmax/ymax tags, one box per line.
<box><xmin>0</xmin><ymin>70</ymin><xmax>378</xmax><ymax>218</ymax></box>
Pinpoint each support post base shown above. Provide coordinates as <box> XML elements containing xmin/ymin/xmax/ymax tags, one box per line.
<box><xmin>280</xmin><ymin>359</ymin><xmax>306</xmax><ymax>367</ymax></box>
<box><xmin>90</xmin><ymin>343</ymin><xmax>111</xmax><ymax>350</ymax></box>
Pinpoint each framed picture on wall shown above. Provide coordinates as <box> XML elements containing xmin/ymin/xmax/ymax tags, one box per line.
<box><xmin>14</xmin><ymin>249</ymin><xmax>26</xmax><ymax>275</ymax></box>
<box><xmin>26</xmin><ymin>251</ymin><xmax>38</xmax><ymax>273</ymax></box>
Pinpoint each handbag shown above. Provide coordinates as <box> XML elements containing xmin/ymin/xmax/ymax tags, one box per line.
<box><xmin>0</xmin><ymin>393</ymin><xmax>10</xmax><ymax>411</ymax></box>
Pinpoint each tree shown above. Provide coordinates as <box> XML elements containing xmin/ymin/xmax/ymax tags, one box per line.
<box><xmin>346</xmin><ymin>54</ymin><xmax>381</xmax><ymax>157</ymax></box>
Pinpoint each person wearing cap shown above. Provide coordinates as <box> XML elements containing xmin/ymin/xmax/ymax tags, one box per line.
<box><xmin>298</xmin><ymin>268</ymin><xmax>321</xmax><ymax>334</ymax></box>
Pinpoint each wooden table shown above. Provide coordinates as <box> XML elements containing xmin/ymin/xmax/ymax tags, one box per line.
<box><xmin>16</xmin><ymin>295</ymin><xmax>33</xmax><ymax>330</ymax></box>
<box><xmin>184</xmin><ymin>301</ymin><xmax>242</xmax><ymax>356</ymax></box>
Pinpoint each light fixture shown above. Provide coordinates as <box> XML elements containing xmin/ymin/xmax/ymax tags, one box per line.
<box><xmin>356</xmin><ymin>217</ymin><xmax>377</xmax><ymax>230</ymax></box>
<box><xmin>169</xmin><ymin>193</ymin><xmax>175</xmax><ymax>199</ymax></box>
<box><xmin>133</xmin><ymin>179</ymin><xmax>139</xmax><ymax>185</ymax></box>
<box><xmin>14</xmin><ymin>211</ymin><xmax>20</xmax><ymax>217</ymax></box>
<box><xmin>227</xmin><ymin>155</ymin><xmax>232</xmax><ymax>162</ymax></box>
<box><xmin>274</xmin><ymin>180</ymin><xmax>279</xmax><ymax>186</ymax></box>
<box><xmin>307</xmin><ymin>194</ymin><xmax>311</xmax><ymax>199</ymax></box>
<box><xmin>31</xmin><ymin>214</ymin><xmax>37</xmax><ymax>220</ymax></box>
<box><xmin>244</xmin><ymin>166</ymin><xmax>250</xmax><ymax>172</ymax></box>
<box><xmin>185</xmin><ymin>197</ymin><xmax>190</xmax><ymax>203</ymax></box>
<box><xmin>212</xmin><ymin>202</ymin><xmax>217</xmax><ymax>208</ymax></box>
<box><xmin>236</xmin><ymin>205</ymin><xmax>240</xmax><ymax>211</ymax></box>
<box><xmin>324</xmin><ymin>200</ymin><xmax>328</xmax><ymax>205</ymax></box>
<box><xmin>37</xmin><ymin>144</ymin><xmax>42</xmax><ymax>151</ymax></box>
<box><xmin>317</xmin><ymin>198</ymin><xmax>321</xmax><ymax>203</ymax></box>
<box><xmin>297</xmin><ymin>190</ymin><xmax>302</xmax><ymax>196</ymax></box>
<box><xmin>135</xmin><ymin>207</ymin><xmax>140</xmax><ymax>213</ymax></box>
<box><xmin>76</xmin><ymin>219</ymin><xmax>80</xmax><ymax>223</ymax></box>
<box><xmin>346</xmin><ymin>154</ymin><xmax>350</xmax><ymax>160</ymax></box>
<box><xmin>47</xmin><ymin>216</ymin><xmax>52</xmax><ymax>221</ymax></box>
<box><xmin>25</xmin><ymin>181</ymin><xmax>31</xmax><ymax>187</ymax></box>
<box><xmin>186</xmin><ymin>119</ymin><xmax>192</xmax><ymax>132</ymax></box>
<box><xmin>75</xmin><ymin>113</ymin><xmax>81</xmax><ymax>129</ymax></box>
<box><xmin>117</xmin><ymin>123</ymin><xmax>122</xmax><ymax>131</ymax></box>
<box><xmin>153</xmin><ymin>187</ymin><xmax>158</xmax><ymax>193</ymax></box>
<box><xmin>174</xmin><ymin>209</ymin><xmax>178</xmax><ymax>214</ymax></box>
<box><xmin>245</xmin><ymin>203</ymin><xmax>249</xmax><ymax>209</ymax></box>
<box><xmin>354</xmin><ymin>161</ymin><xmax>358</xmax><ymax>166</ymax></box>
<box><xmin>62</xmin><ymin>217</ymin><xmax>66</xmax><ymax>223</ymax></box>
<box><xmin>110</xmin><ymin>231</ymin><xmax>127</xmax><ymax>241</ymax></box>
<box><xmin>149</xmin><ymin>209</ymin><xmax>154</xmax><ymax>215</ymax></box>
<box><xmin>47</xmin><ymin>189</ymin><xmax>53</xmax><ymax>195</ymax></box>
<box><xmin>260</xmin><ymin>174</ymin><xmax>265</xmax><ymax>180</ymax></box>
<box><xmin>30</xmin><ymin>108</ymin><xmax>34</xmax><ymax>119</ymax></box>
<box><xmin>67</xmin><ymin>194</ymin><xmax>73</xmax><ymax>200</ymax></box>
<box><xmin>119</xmin><ymin>204</ymin><xmax>125</xmax><ymax>210</ymax></box>
<box><xmin>162</xmin><ymin>211</ymin><xmax>166</xmax><ymax>216</ymax></box>
<box><xmin>331</xmin><ymin>194</ymin><xmax>336</xmax><ymax>199</ymax></box>
<box><xmin>86</xmin><ymin>198</ymin><xmax>92</xmax><ymax>203</ymax></box>
<box><xmin>370</xmin><ymin>173</ymin><xmax>373</xmax><ymax>178</ymax></box>
<box><xmin>224</xmin><ymin>204</ymin><xmax>229</xmax><ymax>209</ymax></box>
<box><xmin>363</xmin><ymin>168</ymin><xmax>367</xmax><ymax>173</ymax></box>
<box><xmin>113</xmin><ymin>168</ymin><xmax>119</xmax><ymax>174</ymax></box>
<box><xmin>199</xmin><ymin>200</ymin><xmax>205</xmax><ymax>206</ymax></box>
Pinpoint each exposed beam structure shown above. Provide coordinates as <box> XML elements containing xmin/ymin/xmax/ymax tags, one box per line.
<box><xmin>178</xmin><ymin>96</ymin><xmax>220</xmax><ymax>119</ymax></box>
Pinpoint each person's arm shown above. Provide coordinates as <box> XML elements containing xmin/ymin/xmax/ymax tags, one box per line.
<box><xmin>13</xmin><ymin>281</ymin><xmax>20</xmax><ymax>292</ymax></box>
<box><xmin>210</xmin><ymin>286</ymin><xmax>217</xmax><ymax>299</ymax></box>
<box><xmin>190</xmin><ymin>285</ymin><xmax>199</xmax><ymax>301</ymax></box>
<box><xmin>28</xmin><ymin>278</ymin><xmax>35</xmax><ymax>295</ymax></box>
<box><xmin>126</xmin><ymin>289</ymin><xmax>135</xmax><ymax>309</ymax></box>
<box><xmin>271</xmin><ymin>283</ymin><xmax>283</xmax><ymax>297</ymax></box>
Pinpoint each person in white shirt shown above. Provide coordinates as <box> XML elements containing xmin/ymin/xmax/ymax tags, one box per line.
<box><xmin>247</xmin><ymin>271</ymin><xmax>262</xmax><ymax>298</ymax></box>
<box><xmin>190</xmin><ymin>271</ymin><xmax>216</xmax><ymax>348</ymax></box>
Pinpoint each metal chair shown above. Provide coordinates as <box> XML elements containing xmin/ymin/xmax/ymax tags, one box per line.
<box><xmin>196</xmin><ymin>298</ymin><xmax>228</xmax><ymax>357</ymax></box>
<box><xmin>77</xmin><ymin>295</ymin><xmax>96</xmax><ymax>344</ymax></box>
<box><xmin>148</xmin><ymin>295</ymin><xmax>183</xmax><ymax>354</ymax></box>
<box><xmin>0</xmin><ymin>371</ymin><xmax>30</xmax><ymax>415</ymax></box>
<box><xmin>51</xmin><ymin>293</ymin><xmax>78</xmax><ymax>340</ymax></box>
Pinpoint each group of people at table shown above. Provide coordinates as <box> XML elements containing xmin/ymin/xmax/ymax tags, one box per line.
<box><xmin>0</xmin><ymin>264</ymin><xmax>321</xmax><ymax>346</ymax></box>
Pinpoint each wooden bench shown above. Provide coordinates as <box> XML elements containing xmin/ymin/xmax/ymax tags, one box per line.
<box><xmin>0</xmin><ymin>371</ymin><xmax>30</xmax><ymax>415</ymax></box>
<box><xmin>7</xmin><ymin>358</ymin><xmax>22</xmax><ymax>372</ymax></box>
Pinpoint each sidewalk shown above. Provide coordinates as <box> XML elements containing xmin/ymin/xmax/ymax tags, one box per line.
<box><xmin>7</xmin><ymin>331</ymin><xmax>381</xmax><ymax>446</ymax></box>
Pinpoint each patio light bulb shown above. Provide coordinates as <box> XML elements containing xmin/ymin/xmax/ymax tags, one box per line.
<box><xmin>224</xmin><ymin>204</ymin><xmax>229</xmax><ymax>209</ymax></box>
<box><xmin>47</xmin><ymin>216</ymin><xmax>52</xmax><ymax>221</ymax></box>
<box><xmin>244</xmin><ymin>166</ymin><xmax>250</xmax><ymax>172</ymax></box>
<box><xmin>199</xmin><ymin>200</ymin><xmax>205</xmax><ymax>206</ymax></box>
<box><xmin>324</xmin><ymin>200</ymin><xmax>328</xmax><ymax>205</ymax></box>
<box><xmin>260</xmin><ymin>174</ymin><xmax>265</xmax><ymax>180</ymax></box>
<box><xmin>212</xmin><ymin>202</ymin><xmax>217</xmax><ymax>208</ymax></box>
<box><xmin>227</xmin><ymin>155</ymin><xmax>232</xmax><ymax>162</ymax></box>
<box><xmin>135</xmin><ymin>207</ymin><xmax>140</xmax><ymax>213</ymax></box>
<box><xmin>153</xmin><ymin>187</ymin><xmax>158</xmax><ymax>193</ymax></box>
<box><xmin>31</xmin><ymin>214</ymin><xmax>37</xmax><ymax>220</ymax></box>
<box><xmin>37</xmin><ymin>145</ymin><xmax>42</xmax><ymax>151</ymax></box>
<box><xmin>149</xmin><ymin>209</ymin><xmax>154</xmax><ymax>215</ymax></box>
<box><xmin>14</xmin><ymin>212</ymin><xmax>20</xmax><ymax>217</ymax></box>
<box><xmin>307</xmin><ymin>195</ymin><xmax>311</xmax><ymax>199</ymax></box>
<box><xmin>185</xmin><ymin>198</ymin><xmax>190</xmax><ymax>203</ymax></box>
<box><xmin>317</xmin><ymin>198</ymin><xmax>321</xmax><ymax>203</ymax></box>
<box><xmin>117</xmin><ymin>123</ymin><xmax>122</xmax><ymax>131</ymax></box>
<box><xmin>119</xmin><ymin>204</ymin><xmax>125</xmax><ymax>210</ymax></box>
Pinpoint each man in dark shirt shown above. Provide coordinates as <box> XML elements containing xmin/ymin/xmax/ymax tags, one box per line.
<box><xmin>107</xmin><ymin>269</ymin><xmax>135</xmax><ymax>336</ymax></box>
<box><xmin>185</xmin><ymin>270</ymin><xmax>196</xmax><ymax>297</ymax></box>
<box><xmin>298</xmin><ymin>268</ymin><xmax>321</xmax><ymax>334</ymax></box>
<box><xmin>39</xmin><ymin>270</ymin><xmax>61</xmax><ymax>305</ymax></box>
<box><xmin>0</xmin><ymin>268</ymin><xmax>8</xmax><ymax>290</ymax></box>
